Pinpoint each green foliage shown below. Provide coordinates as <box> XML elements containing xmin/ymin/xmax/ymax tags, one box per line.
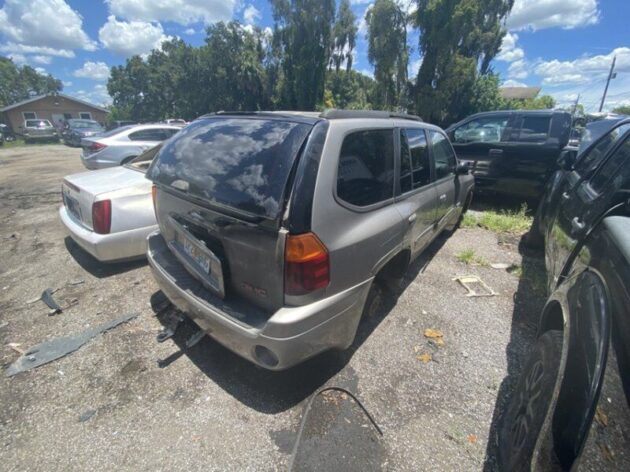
<box><xmin>325</xmin><ymin>69</ymin><xmax>376</xmax><ymax>109</ymax></box>
<box><xmin>456</xmin><ymin>248</ymin><xmax>488</xmax><ymax>266</ymax></box>
<box><xmin>612</xmin><ymin>105</ymin><xmax>630</xmax><ymax>115</ymax></box>
<box><xmin>0</xmin><ymin>56</ymin><xmax>62</xmax><ymax>108</ymax></box>
<box><xmin>366</xmin><ymin>0</ymin><xmax>408</xmax><ymax>110</ymax></box>
<box><xmin>330</xmin><ymin>0</ymin><xmax>358</xmax><ymax>73</ymax></box>
<box><xmin>412</xmin><ymin>0</ymin><xmax>514</xmax><ymax>126</ymax></box>
<box><xmin>504</xmin><ymin>94</ymin><xmax>556</xmax><ymax>110</ymax></box>
<box><xmin>271</xmin><ymin>0</ymin><xmax>336</xmax><ymax>110</ymax></box>
<box><xmin>468</xmin><ymin>73</ymin><xmax>505</xmax><ymax>114</ymax></box>
<box><xmin>462</xmin><ymin>204</ymin><xmax>533</xmax><ymax>234</ymax></box>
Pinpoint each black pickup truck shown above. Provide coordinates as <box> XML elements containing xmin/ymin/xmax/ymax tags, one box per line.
<box><xmin>498</xmin><ymin>119</ymin><xmax>630</xmax><ymax>471</ymax></box>
<box><xmin>446</xmin><ymin>110</ymin><xmax>572</xmax><ymax>200</ymax></box>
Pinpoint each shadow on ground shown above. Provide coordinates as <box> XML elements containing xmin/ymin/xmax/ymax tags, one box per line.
<box><xmin>151</xmin><ymin>232</ymin><xmax>451</xmax><ymax>414</ymax></box>
<box><xmin>65</xmin><ymin>237</ymin><xmax>146</xmax><ymax>278</ymax></box>
<box><xmin>483</xmin><ymin>234</ymin><xmax>547</xmax><ymax>471</ymax></box>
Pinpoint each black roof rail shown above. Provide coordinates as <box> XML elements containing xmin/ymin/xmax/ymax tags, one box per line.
<box><xmin>320</xmin><ymin>109</ymin><xmax>422</xmax><ymax>122</ymax></box>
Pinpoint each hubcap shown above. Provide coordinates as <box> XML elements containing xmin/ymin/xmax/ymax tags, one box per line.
<box><xmin>510</xmin><ymin>359</ymin><xmax>545</xmax><ymax>450</ymax></box>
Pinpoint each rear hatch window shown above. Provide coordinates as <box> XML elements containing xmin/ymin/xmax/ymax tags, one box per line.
<box><xmin>148</xmin><ymin>116</ymin><xmax>313</xmax><ymax>219</ymax></box>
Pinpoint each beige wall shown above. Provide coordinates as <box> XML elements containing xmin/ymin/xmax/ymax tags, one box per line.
<box><xmin>2</xmin><ymin>95</ymin><xmax>108</xmax><ymax>133</ymax></box>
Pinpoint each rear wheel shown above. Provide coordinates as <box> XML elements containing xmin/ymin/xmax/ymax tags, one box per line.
<box><xmin>498</xmin><ymin>330</ymin><xmax>563</xmax><ymax>471</ymax></box>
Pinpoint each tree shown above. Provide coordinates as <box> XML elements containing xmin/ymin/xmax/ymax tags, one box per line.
<box><xmin>271</xmin><ymin>0</ymin><xmax>336</xmax><ymax>110</ymax></box>
<box><xmin>612</xmin><ymin>105</ymin><xmax>630</xmax><ymax>115</ymax></box>
<box><xmin>504</xmin><ymin>95</ymin><xmax>556</xmax><ymax>110</ymax></box>
<box><xmin>330</xmin><ymin>0</ymin><xmax>358</xmax><ymax>73</ymax></box>
<box><xmin>366</xmin><ymin>0</ymin><xmax>408</xmax><ymax>110</ymax></box>
<box><xmin>412</xmin><ymin>0</ymin><xmax>514</xmax><ymax>126</ymax></box>
<box><xmin>0</xmin><ymin>56</ymin><xmax>62</xmax><ymax>108</ymax></box>
<box><xmin>326</xmin><ymin>69</ymin><xmax>376</xmax><ymax>109</ymax></box>
<box><xmin>467</xmin><ymin>73</ymin><xmax>506</xmax><ymax>115</ymax></box>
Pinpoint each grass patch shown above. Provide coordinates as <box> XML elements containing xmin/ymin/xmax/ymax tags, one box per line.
<box><xmin>456</xmin><ymin>248</ymin><xmax>488</xmax><ymax>266</ymax></box>
<box><xmin>0</xmin><ymin>139</ymin><xmax>59</xmax><ymax>149</ymax></box>
<box><xmin>462</xmin><ymin>203</ymin><xmax>533</xmax><ymax>235</ymax></box>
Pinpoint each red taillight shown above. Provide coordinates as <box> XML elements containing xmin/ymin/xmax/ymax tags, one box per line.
<box><xmin>284</xmin><ymin>233</ymin><xmax>330</xmax><ymax>295</ymax></box>
<box><xmin>92</xmin><ymin>200</ymin><xmax>111</xmax><ymax>234</ymax></box>
<box><xmin>90</xmin><ymin>142</ymin><xmax>107</xmax><ymax>152</ymax></box>
<box><xmin>151</xmin><ymin>184</ymin><xmax>157</xmax><ymax>215</ymax></box>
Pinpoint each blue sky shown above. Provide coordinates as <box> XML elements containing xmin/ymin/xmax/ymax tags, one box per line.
<box><xmin>1</xmin><ymin>0</ymin><xmax>628</xmax><ymax>112</ymax></box>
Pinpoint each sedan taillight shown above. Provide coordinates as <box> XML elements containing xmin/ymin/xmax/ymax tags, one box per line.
<box><xmin>92</xmin><ymin>200</ymin><xmax>111</xmax><ymax>234</ymax></box>
<box><xmin>90</xmin><ymin>142</ymin><xmax>107</xmax><ymax>152</ymax></box>
<box><xmin>284</xmin><ymin>232</ymin><xmax>330</xmax><ymax>295</ymax></box>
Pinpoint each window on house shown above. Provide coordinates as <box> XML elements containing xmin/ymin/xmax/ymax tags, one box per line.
<box><xmin>23</xmin><ymin>112</ymin><xmax>37</xmax><ymax>120</ymax></box>
<box><xmin>79</xmin><ymin>112</ymin><xmax>92</xmax><ymax>120</ymax></box>
<box><xmin>64</xmin><ymin>113</ymin><xmax>72</xmax><ymax>120</ymax></box>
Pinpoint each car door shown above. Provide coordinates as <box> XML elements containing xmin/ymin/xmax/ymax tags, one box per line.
<box><xmin>396</xmin><ymin>127</ymin><xmax>438</xmax><ymax>256</ymax></box>
<box><xmin>449</xmin><ymin>113</ymin><xmax>512</xmax><ymax>190</ymax></box>
<box><xmin>548</xmin><ymin>131</ymin><xmax>630</xmax><ymax>287</ymax></box>
<box><xmin>428</xmin><ymin>130</ymin><xmax>458</xmax><ymax>227</ymax></box>
<box><xmin>501</xmin><ymin>113</ymin><xmax>568</xmax><ymax>198</ymax></box>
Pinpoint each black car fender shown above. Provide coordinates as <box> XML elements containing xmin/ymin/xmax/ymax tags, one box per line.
<box><xmin>534</xmin><ymin>268</ymin><xmax>611</xmax><ymax>470</ymax></box>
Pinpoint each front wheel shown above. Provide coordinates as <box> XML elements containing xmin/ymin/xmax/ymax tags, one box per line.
<box><xmin>498</xmin><ymin>330</ymin><xmax>563</xmax><ymax>472</ymax></box>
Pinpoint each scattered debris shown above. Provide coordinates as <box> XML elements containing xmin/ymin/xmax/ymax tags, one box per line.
<box><xmin>78</xmin><ymin>409</ymin><xmax>97</xmax><ymax>423</ymax></box>
<box><xmin>595</xmin><ymin>407</ymin><xmax>609</xmax><ymax>427</ymax></box>
<box><xmin>5</xmin><ymin>313</ymin><xmax>138</xmax><ymax>377</ymax></box>
<box><xmin>453</xmin><ymin>275</ymin><xmax>496</xmax><ymax>297</ymax></box>
<box><xmin>417</xmin><ymin>353</ymin><xmax>432</xmax><ymax>363</ymax></box>
<box><xmin>467</xmin><ymin>434</ymin><xmax>477</xmax><ymax>444</ymax></box>
<box><xmin>598</xmin><ymin>443</ymin><xmax>614</xmax><ymax>462</ymax></box>
<box><xmin>424</xmin><ymin>328</ymin><xmax>445</xmax><ymax>346</ymax></box>
<box><xmin>67</xmin><ymin>280</ymin><xmax>85</xmax><ymax>286</ymax></box>
<box><xmin>7</xmin><ymin>343</ymin><xmax>24</xmax><ymax>354</ymax></box>
<box><xmin>156</xmin><ymin>310</ymin><xmax>185</xmax><ymax>343</ymax></box>
<box><xmin>41</xmin><ymin>288</ymin><xmax>63</xmax><ymax>314</ymax></box>
<box><xmin>490</xmin><ymin>263</ymin><xmax>510</xmax><ymax>270</ymax></box>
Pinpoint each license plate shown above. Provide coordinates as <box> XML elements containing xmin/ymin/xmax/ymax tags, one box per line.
<box><xmin>181</xmin><ymin>236</ymin><xmax>211</xmax><ymax>274</ymax></box>
<box><xmin>63</xmin><ymin>193</ymin><xmax>82</xmax><ymax>220</ymax></box>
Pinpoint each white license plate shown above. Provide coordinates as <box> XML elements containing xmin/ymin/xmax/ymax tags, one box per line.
<box><xmin>63</xmin><ymin>193</ymin><xmax>82</xmax><ymax>220</ymax></box>
<box><xmin>181</xmin><ymin>236</ymin><xmax>211</xmax><ymax>274</ymax></box>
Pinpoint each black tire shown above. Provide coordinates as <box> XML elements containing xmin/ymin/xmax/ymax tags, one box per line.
<box><xmin>498</xmin><ymin>330</ymin><xmax>563</xmax><ymax>472</ymax></box>
<box><xmin>362</xmin><ymin>281</ymin><xmax>385</xmax><ymax>318</ymax></box>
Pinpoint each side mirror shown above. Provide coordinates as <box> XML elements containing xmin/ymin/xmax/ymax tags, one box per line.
<box><xmin>456</xmin><ymin>163</ymin><xmax>470</xmax><ymax>175</ymax></box>
<box><xmin>557</xmin><ymin>148</ymin><xmax>577</xmax><ymax>171</ymax></box>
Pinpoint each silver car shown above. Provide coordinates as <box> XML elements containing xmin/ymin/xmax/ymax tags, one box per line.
<box><xmin>147</xmin><ymin>111</ymin><xmax>474</xmax><ymax>370</ymax></box>
<box><xmin>22</xmin><ymin>119</ymin><xmax>59</xmax><ymax>143</ymax></box>
<box><xmin>60</xmin><ymin>146</ymin><xmax>160</xmax><ymax>261</ymax></box>
<box><xmin>80</xmin><ymin>124</ymin><xmax>181</xmax><ymax>170</ymax></box>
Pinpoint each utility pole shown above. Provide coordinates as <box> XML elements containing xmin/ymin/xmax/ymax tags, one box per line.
<box><xmin>599</xmin><ymin>56</ymin><xmax>617</xmax><ymax>113</ymax></box>
<box><xmin>572</xmin><ymin>93</ymin><xmax>581</xmax><ymax>116</ymax></box>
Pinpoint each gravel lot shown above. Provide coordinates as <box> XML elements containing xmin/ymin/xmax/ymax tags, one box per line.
<box><xmin>0</xmin><ymin>144</ymin><xmax>547</xmax><ymax>471</ymax></box>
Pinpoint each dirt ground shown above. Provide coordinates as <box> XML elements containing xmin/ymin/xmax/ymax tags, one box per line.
<box><xmin>0</xmin><ymin>144</ymin><xmax>547</xmax><ymax>471</ymax></box>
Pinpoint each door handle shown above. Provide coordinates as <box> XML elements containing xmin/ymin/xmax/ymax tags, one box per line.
<box><xmin>561</xmin><ymin>191</ymin><xmax>570</xmax><ymax>200</ymax></box>
<box><xmin>439</xmin><ymin>194</ymin><xmax>447</xmax><ymax>201</ymax></box>
<box><xmin>408</xmin><ymin>214</ymin><xmax>417</xmax><ymax>224</ymax></box>
<box><xmin>571</xmin><ymin>217</ymin><xmax>585</xmax><ymax>233</ymax></box>
<box><xmin>489</xmin><ymin>148</ymin><xmax>503</xmax><ymax>156</ymax></box>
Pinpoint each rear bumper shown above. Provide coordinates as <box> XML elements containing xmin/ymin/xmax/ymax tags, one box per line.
<box><xmin>60</xmin><ymin>206</ymin><xmax>156</xmax><ymax>261</ymax></box>
<box><xmin>147</xmin><ymin>231</ymin><xmax>372</xmax><ymax>370</ymax></box>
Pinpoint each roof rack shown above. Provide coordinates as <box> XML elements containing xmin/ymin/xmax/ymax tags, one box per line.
<box><xmin>320</xmin><ymin>109</ymin><xmax>422</xmax><ymax>122</ymax></box>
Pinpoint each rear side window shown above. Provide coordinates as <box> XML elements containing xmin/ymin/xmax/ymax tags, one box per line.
<box><xmin>430</xmin><ymin>131</ymin><xmax>456</xmax><ymax>180</ymax></box>
<box><xmin>589</xmin><ymin>136</ymin><xmax>630</xmax><ymax>194</ymax></box>
<box><xmin>149</xmin><ymin>117</ymin><xmax>312</xmax><ymax>218</ymax></box>
<box><xmin>575</xmin><ymin>123</ymin><xmax>630</xmax><ymax>175</ymax></box>
<box><xmin>515</xmin><ymin>116</ymin><xmax>551</xmax><ymax>143</ymax></box>
<box><xmin>129</xmin><ymin>128</ymin><xmax>169</xmax><ymax>141</ymax></box>
<box><xmin>337</xmin><ymin>129</ymin><xmax>394</xmax><ymax>207</ymax></box>
<box><xmin>400</xmin><ymin>128</ymin><xmax>430</xmax><ymax>193</ymax></box>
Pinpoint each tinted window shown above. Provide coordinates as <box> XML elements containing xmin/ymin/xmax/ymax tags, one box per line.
<box><xmin>590</xmin><ymin>136</ymin><xmax>630</xmax><ymax>193</ymax></box>
<box><xmin>404</xmin><ymin>128</ymin><xmax>430</xmax><ymax>189</ymax></box>
<box><xmin>430</xmin><ymin>131</ymin><xmax>456</xmax><ymax>179</ymax></box>
<box><xmin>516</xmin><ymin>116</ymin><xmax>551</xmax><ymax>143</ymax></box>
<box><xmin>25</xmin><ymin>119</ymin><xmax>52</xmax><ymax>127</ymax></box>
<box><xmin>79</xmin><ymin>112</ymin><xmax>92</xmax><ymax>120</ymax></box>
<box><xmin>453</xmin><ymin>115</ymin><xmax>509</xmax><ymax>144</ymax></box>
<box><xmin>575</xmin><ymin>123</ymin><xmax>630</xmax><ymax>175</ymax></box>
<box><xmin>129</xmin><ymin>129</ymin><xmax>168</xmax><ymax>141</ymax></box>
<box><xmin>23</xmin><ymin>112</ymin><xmax>36</xmax><ymax>120</ymax></box>
<box><xmin>400</xmin><ymin>132</ymin><xmax>412</xmax><ymax>194</ymax></box>
<box><xmin>149</xmin><ymin>117</ymin><xmax>312</xmax><ymax>218</ymax></box>
<box><xmin>337</xmin><ymin>129</ymin><xmax>394</xmax><ymax>206</ymax></box>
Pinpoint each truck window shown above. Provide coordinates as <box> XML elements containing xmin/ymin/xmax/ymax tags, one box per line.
<box><xmin>452</xmin><ymin>116</ymin><xmax>509</xmax><ymax>144</ymax></box>
<box><xmin>515</xmin><ymin>116</ymin><xmax>551</xmax><ymax>143</ymax></box>
<box><xmin>337</xmin><ymin>129</ymin><xmax>394</xmax><ymax>207</ymax></box>
<box><xmin>590</xmin><ymin>136</ymin><xmax>630</xmax><ymax>194</ymax></box>
<box><xmin>575</xmin><ymin>123</ymin><xmax>630</xmax><ymax>175</ymax></box>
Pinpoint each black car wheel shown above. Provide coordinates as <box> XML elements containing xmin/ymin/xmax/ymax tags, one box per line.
<box><xmin>498</xmin><ymin>330</ymin><xmax>563</xmax><ymax>472</ymax></box>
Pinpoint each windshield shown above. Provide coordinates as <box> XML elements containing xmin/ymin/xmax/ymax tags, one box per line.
<box><xmin>26</xmin><ymin>120</ymin><xmax>52</xmax><ymax>128</ymax></box>
<box><xmin>69</xmin><ymin>120</ymin><xmax>103</xmax><ymax>130</ymax></box>
<box><xmin>148</xmin><ymin>117</ymin><xmax>313</xmax><ymax>219</ymax></box>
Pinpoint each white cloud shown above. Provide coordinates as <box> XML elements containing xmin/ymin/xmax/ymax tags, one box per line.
<box><xmin>106</xmin><ymin>0</ymin><xmax>235</xmax><ymax>25</ymax></box>
<box><xmin>496</xmin><ymin>33</ymin><xmax>524</xmax><ymax>62</ymax></box>
<box><xmin>409</xmin><ymin>58</ymin><xmax>422</xmax><ymax>78</ymax></box>
<box><xmin>0</xmin><ymin>42</ymin><xmax>75</xmax><ymax>58</ymax></box>
<box><xmin>358</xmin><ymin>68</ymin><xmax>374</xmax><ymax>79</ymax></box>
<box><xmin>99</xmin><ymin>15</ymin><xmax>172</xmax><ymax>57</ymax></box>
<box><xmin>74</xmin><ymin>84</ymin><xmax>112</xmax><ymax>107</ymax></box>
<box><xmin>507</xmin><ymin>0</ymin><xmax>600</xmax><ymax>31</ymax></box>
<box><xmin>34</xmin><ymin>67</ymin><xmax>47</xmax><ymax>75</ymax></box>
<box><xmin>243</xmin><ymin>4</ymin><xmax>261</xmax><ymax>25</ymax></box>
<box><xmin>508</xmin><ymin>59</ymin><xmax>529</xmax><ymax>79</ymax></box>
<box><xmin>73</xmin><ymin>61</ymin><xmax>111</xmax><ymax>81</ymax></box>
<box><xmin>502</xmin><ymin>79</ymin><xmax>528</xmax><ymax>87</ymax></box>
<box><xmin>0</xmin><ymin>0</ymin><xmax>96</xmax><ymax>51</ymax></box>
<box><xmin>63</xmin><ymin>80</ymin><xmax>73</xmax><ymax>87</ymax></box>
<box><xmin>31</xmin><ymin>55</ymin><xmax>52</xmax><ymax>65</ymax></box>
<box><xmin>184</xmin><ymin>28</ymin><xmax>196</xmax><ymax>35</ymax></box>
<box><xmin>535</xmin><ymin>47</ymin><xmax>630</xmax><ymax>86</ymax></box>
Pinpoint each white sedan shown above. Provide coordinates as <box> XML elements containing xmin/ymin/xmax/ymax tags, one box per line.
<box><xmin>60</xmin><ymin>146</ymin><xmax>159</xmax><ymax>262</ymax></box>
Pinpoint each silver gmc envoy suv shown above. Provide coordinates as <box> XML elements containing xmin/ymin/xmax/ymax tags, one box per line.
<box><xmin>146</xmin><ymin>110</ymin><xmax>474</xmax><ymax>370</ymax></box>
